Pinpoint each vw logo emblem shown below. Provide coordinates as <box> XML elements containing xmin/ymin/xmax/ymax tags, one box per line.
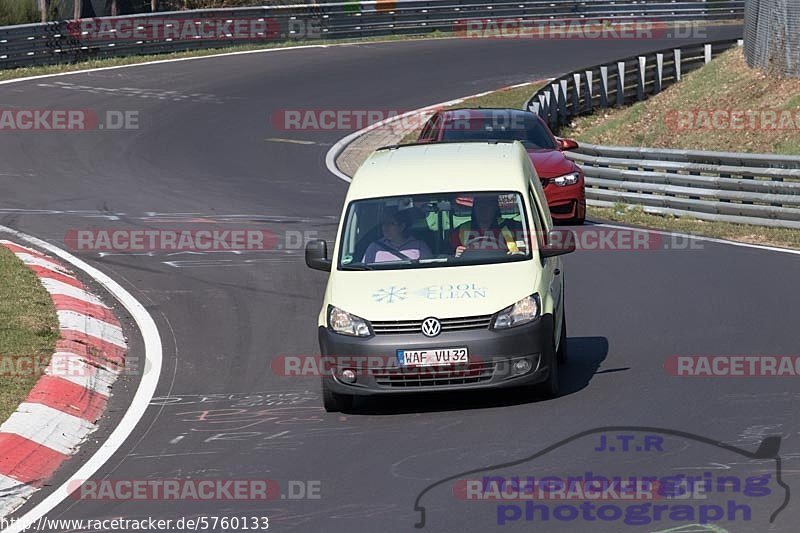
<box><xmin>421</xmin><ymin>317</ymin><xmax>441</xmax><ymax>337</ymax></box>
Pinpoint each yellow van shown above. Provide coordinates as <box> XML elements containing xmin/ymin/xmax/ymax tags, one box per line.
<box><xmin>306</xmin><ymin>141</ymin><xmax>575</xmax><ymax>411</ymax></box>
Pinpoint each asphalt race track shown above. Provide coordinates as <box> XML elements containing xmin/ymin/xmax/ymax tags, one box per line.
<box><xmin>3</xmin><ymin>26</ymin><xmax>800</xmax><ymax>532</ymax></box>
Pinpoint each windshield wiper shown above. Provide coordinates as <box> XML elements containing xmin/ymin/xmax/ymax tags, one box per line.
<box><xmin>340</xmin><ymin>264</ymin><xmax>375</xmax><ymax>271</ymax></box>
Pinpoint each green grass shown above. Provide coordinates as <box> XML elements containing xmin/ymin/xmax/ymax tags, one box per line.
<box><xmin>0</xmin><ymin>0</ymin><xmax>39</xmax><ymax>26</ymax></box>
<box><xmin>0</xmin><ymin>247</ymin><xmax>59</xmax><ymax>423</ymax></box>
<box><xmin>563</xmin><ymin>48</ymin><xmax>800</xmax><ymax>154</ymax></box>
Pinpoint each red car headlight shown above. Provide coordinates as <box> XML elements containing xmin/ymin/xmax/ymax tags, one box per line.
<box><xmin>552</xmin><ymin>172</ymin><xmax>580</xmax><ymax>187</ymax></box>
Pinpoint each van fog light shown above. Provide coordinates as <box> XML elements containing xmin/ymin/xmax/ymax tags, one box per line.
<box><xmin>513</xmin><ymin>359</ymin><xmax>532</xmax><ymax>375</ymax></box>
<box><xmin>340</xmin><ymin>369</ymin><xmax>357</xmax><ymax>383</ymax></box>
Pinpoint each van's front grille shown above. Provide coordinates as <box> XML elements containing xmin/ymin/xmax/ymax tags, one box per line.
<box><xmin>371</xmin><ymin>360</ymin><xmax>495</xmax><ymax>387</ymax></box>
<box><xmin>371</xmin><ymin>314</ymin><xmax>493</xmax><ymax>335</ymax></box>
<box><xmin>369</xmin><ymin>356</ymin><xmax>533</xmax><ymax>388</ymax></box>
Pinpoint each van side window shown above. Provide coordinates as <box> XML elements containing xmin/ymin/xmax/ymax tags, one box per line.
<box><xmin>528</xmin><ymin>187</ymin><xmax>546</xmax><ymax>249</ymax></box>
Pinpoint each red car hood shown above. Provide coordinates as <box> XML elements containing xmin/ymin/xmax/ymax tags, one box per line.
<box><xmin>527</xmin><ymin>149</ymin><xmax>576</xmax><ymax>178</ymax></box>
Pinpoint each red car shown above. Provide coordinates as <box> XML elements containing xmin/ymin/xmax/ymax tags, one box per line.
<box><xmin>417</xmin><ymin>108</ymin><xmax>586</xmax><ymax>224</ymax></box>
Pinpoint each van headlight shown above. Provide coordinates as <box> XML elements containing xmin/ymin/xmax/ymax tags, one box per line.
<box><xmin>328</xmin><ymin>305</ymin><xmax>372</xmax><ymax>337</ymax></box>
<box><xmin>492</xmin><ymin>294</ymin><xmax>540</xmax><ymax>329</ymax></box>
<box><xmin>552</xmin><ymin>172</ymin><xmax>580</xmax><ymax>187</ymax></box>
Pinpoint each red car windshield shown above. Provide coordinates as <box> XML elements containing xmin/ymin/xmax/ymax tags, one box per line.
<box><xmin>439</xmin><ymin>113</ymin><xmax>556</xmax><ymax>150</ymax></box>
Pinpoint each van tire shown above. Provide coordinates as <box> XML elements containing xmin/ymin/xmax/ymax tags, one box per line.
<box><xmin>556</xmin><ymin>312</ymin><xmax>568</xmax><ymax>365</ymax></box>
<box><xmin>535</xmin><ymin>331</ymin><xmax>560</xmax><ymax>399</ymax></box>
<box><xmin>322</xmin><ymin>379</ymin><xmax>353</xmax><ymax>412</ymax></box>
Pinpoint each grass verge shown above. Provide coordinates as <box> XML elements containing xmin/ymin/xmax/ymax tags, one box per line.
<box><xmin>562</xmin><ymin>47</ymin><xmax>800</xmax><ymax>154</ymax></box>
<box><xmin>0</xmin><ymin>247</ymin><xmax>59</xmax><ymax>423</ymax></box>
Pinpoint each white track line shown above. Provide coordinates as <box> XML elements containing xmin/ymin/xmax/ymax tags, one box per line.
<box><xmin>0</xmin><ymin>37</ymin><xmax>463</xmax><ymax>89</ymax></box>
<box><xmin>0</xmin><ymin>225</ymin><xmax>162</xmax><ymax>533</ymax></box>
<box><xmin>594</xmin><ymin>222</ymin><xmax>800</xmax><ymax>257</ymax></box>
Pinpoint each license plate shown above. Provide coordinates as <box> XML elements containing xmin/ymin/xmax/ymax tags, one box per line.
<box><xmin>396</xmin><ymin>348</ymin><xmax>469</xmax><ymax>367</ymax></box>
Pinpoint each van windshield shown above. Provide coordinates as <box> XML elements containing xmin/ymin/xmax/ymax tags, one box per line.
<box><xmin>337</xmin><ymin>191</ymin><xmax>534</xmax><ymax>270</ymax></box>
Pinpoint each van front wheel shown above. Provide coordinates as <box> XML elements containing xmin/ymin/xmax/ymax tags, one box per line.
<box><xmin>534</xmin><ymin>326</ymin><xmax>561</xmax><ymax>399</ymax></box>
<box><xmin>322</xmin><ymin>379</ymin><xmax>353</xmax><ymax>412</ymax></box>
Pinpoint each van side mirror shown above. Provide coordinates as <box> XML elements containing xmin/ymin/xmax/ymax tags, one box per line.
<box><xmin>305</xmin><ymin>239</ymin><xmax>332</xmax><ymax>271</ymax></box>
<box><xmin>540</xmin><ymin>229</ymin><xmax>576</xmax><ymax>258</ymax></box>
<box><xmin>558</xmin><ymin>138</ymin><xmax>579</xmax><ymax>151</ymax></box>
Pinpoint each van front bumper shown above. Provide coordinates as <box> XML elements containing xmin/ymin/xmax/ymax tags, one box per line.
<box><xmin>318</xmin><ymin>313</ymin><xmax>554</xmax><ymax>396</ymax></box>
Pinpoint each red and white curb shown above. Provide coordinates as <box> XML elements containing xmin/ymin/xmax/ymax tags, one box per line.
<box><xmin>0</xmin><ymin>241</ymin><xmax>126</xmax><ymax>517</ymax></box>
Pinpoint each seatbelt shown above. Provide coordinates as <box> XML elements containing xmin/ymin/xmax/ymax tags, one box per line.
<box><xmin>374</xmin><ymin>239</ymin><xmax>416</xmax><ymax>262</ymax></box>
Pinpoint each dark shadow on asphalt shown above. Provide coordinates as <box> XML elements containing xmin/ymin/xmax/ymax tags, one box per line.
<box><xmin>348</xmin><ymin>336</ymin><xmax>609</xmax><ymax>415</ymax></box>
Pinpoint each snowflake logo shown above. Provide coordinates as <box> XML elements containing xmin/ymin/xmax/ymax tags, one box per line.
<box><xmin>372</xmin><ymin>286</ymin><xmax>408</xmax><ymax>304</ymax></box>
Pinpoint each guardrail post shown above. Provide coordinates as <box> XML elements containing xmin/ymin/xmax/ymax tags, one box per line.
<box><xmin>585</xmin><ymin>70</ymin><xmax>594</xmax><ymax>113</ymax></box>
<box><xmin>599</xmin><ymin>66</ymin><xmax>609</xmax><ymax>108</ymax></box>
<box><xmin>550</xmin><ymin>83</ymin><xmax>560</xmax><ymax>129</ymax></box>
<box><xmin>572</xmin><ymin>73</ymin><xmax>581</xmax><ymax>118</ymax></box>
<box><xmin>559</xmin><ymin>79</ymin><xmax>568</xmax><ymax>125</ymax></box>
<box><xmin>655</xmin><ymin>53</ymin><xmax>664</xmax><ymax>93</ymax></box>
<box><xmin>674</xmin><ymin>49</ymin><xmax>682</xmax><ymax>82</ymax></box>
<box><xmin>637</xmin><ymin>56</ymin><xmax>646</xmax><ymax>101</ymax></box>
<box><xmin>530</xmin><ymin>101</ymin><xmax>540</xmax><ymax>116</ymax></box>
<box><xmin>704</xmin><ymin>43</ymin><xmax>712</xmax><ymax>64</ymax></box>
<box><xmin>537</xmin><ymin>94</ymin><xmax>547</xmax><ymax>120</ymax></box>
<box><xmin>616</xmin><ymin>61</ymin><xmax>626</xmax><ymax>107</ymax></box>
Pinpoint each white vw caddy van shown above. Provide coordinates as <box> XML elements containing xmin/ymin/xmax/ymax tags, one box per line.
<box><xmin>306</xmin><ymin>141</ymin><xmax>575</xmax><ymax>411</ymax></box>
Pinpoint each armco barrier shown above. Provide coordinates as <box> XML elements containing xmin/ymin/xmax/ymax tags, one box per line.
<box><xmin>571</xmin><ymin>144</ymin><xmax>800</xmax><ymax>229</ymax></box>
<box><xmin>524</xmin><ymin>38</ymin><xmax>743</xmax><ymax>130</ymax></box>
<box><xmin>523</xmin><ymin>38</ymin><xmax>800</xmax><ymax>229</ymax></box>
<box><xmin>0</xmin><ymin>0</ymin><xmax>744</xmax><ymax>70</ymax></box>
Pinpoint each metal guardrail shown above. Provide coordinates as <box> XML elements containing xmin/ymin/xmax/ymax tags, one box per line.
<box><xmin>524</xmin><ymin>38</ymin><xmax>743</xmax><ymax>130</ymax></box>
<box><xmin>523</xmin><ymin>38</ymin><xmax>800</xmax><ymax>229</ymax></box>
<box><xmin>572</xmin><ymin>144</ymin><xmax>800</xmax><ymax>228</ymax></box>
<box><xmin>0</xmin><ymin>0</ymin><xmax>745</xmax><ymax>70</ymax></box>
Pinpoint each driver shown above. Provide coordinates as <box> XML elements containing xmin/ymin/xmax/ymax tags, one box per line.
<box><xmin>363</xmin><ymin>208</ymin><xmax>432</xmax><ymax>263</ymax></box>
<box><xmin>450</xmin><ymin>194</ymin><xmax>521</xmax><ymax>258</ymax></box>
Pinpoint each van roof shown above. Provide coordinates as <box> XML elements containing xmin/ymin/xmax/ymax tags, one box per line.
<box><xmin>346</xmin><ymin>141</ymin><xmax>535</xmax><ymax>200</ymax></box>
